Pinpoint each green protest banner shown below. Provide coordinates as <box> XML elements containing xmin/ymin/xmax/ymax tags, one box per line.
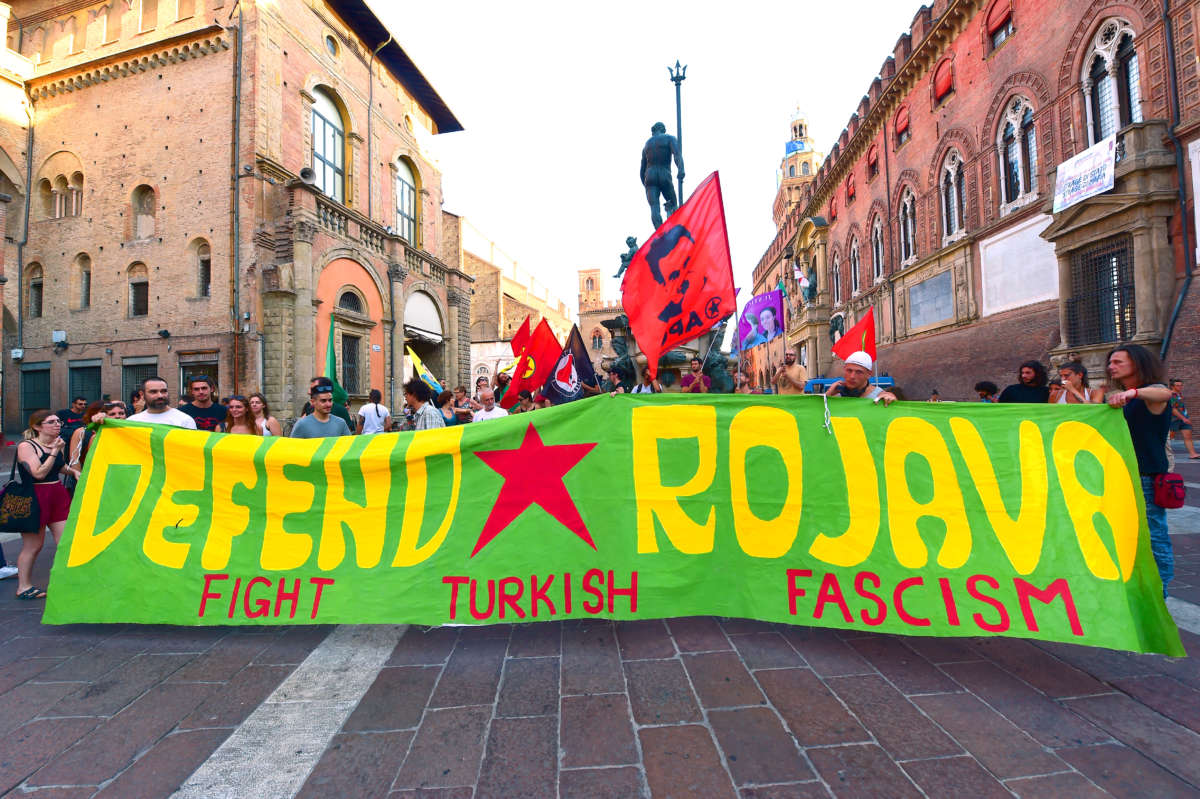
<box><xmin>44</xmin><ymin>395</ymin><xmax>1183</xmax><ymax>656</ymax></box>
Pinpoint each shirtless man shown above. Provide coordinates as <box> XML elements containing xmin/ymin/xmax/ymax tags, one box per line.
<box><xmin>640</xmin><ymin>122</ymin><xmax>685</xmax><ymax>228</ymax></box>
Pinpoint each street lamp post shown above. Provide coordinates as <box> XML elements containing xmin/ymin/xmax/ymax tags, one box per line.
<box><xmin>669</xmin><ymin>60</ymin><xmax>687</xmax><ymax>203</ymax></box>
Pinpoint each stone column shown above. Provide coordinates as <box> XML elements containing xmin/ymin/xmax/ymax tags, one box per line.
<box><xmin>447</xmin><ymin>286</ymin><xmax>471</xmax><ymax>389</ymax></box>
<box><xmin>292</xmin><ymin>219</ymin><xmax>317</xmax><ymax>418</ymax></box>
<box><xmin>387</xmin><ymin>261</ymin><xmax>407</xmax><ymax>410</ymax></box>
<box><xmin>1131</xmin><ymin>225</ymin><xmax>1158</xmax><ymax>340</ymax></box>
<box><xmin>1055</xmin><ymin>251</ymin><xmax>1073</xmax><ymax>350</ymax></box>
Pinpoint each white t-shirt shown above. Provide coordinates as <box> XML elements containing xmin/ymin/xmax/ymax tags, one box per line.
<box><xmin>128</xmin><ymin>408</ymin><xmax>198</xmax><ymax>429</ymax></box>
<box><xmin>357</xmin><ymin>403</ymin><xmax>391</xmax><ymax>434</ymax></box>
<box><xmin>473</xmin><ymin>405</ymin><xmax>509</xmax><ymax>422</ymax></box>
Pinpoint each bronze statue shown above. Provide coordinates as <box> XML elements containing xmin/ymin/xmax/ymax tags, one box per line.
<box><xmin>640</xmin><ymin>122</ymin><xmax>685</xmax><ymax>229</ymax></box>
<box><xmin>614</xmin><ymin>236</ymin><xmax>638</xmax><ymax>279</ymax></box>
<box><xmin>802</xmin><ymin>263</ymin><xmax>818</xmax><ymax>305</ymax></box>
<box><xmin>601</xmin><ymin>316</ymin><xmax>636</xmax><ymax>390</ymax></box>
<box><xmin>829</xmin><ymin>313</ymin><xmax>845</xmax><ymax>343</ymax></box>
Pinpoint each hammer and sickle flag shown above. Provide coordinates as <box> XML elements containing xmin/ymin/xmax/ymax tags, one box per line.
<box><xmin>621</xmin><ymin>172</ymin><xmax>735</xmax><ymax>378</ymax></box>
<box><xmin>831</xmin><ymin>306</ymin><xmax>877</xmax><ymax>361</ymax></box>
<box><xmin>500</xmin><ymin>318</ymin><xmax>560</xmax><ymax>409</ymax></box>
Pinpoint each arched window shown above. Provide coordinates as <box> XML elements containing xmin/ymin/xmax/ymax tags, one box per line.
<box><xmin>867</xmin><ymin>146</ymin><xmax>879</xmax><ymax>180</ymax></box>
<box><xmin>895</xmin><ymin>105</ymin><xmax>911</xmax><ymax>147</ymax></box>
<box><xmin>846</xmin><ymin>176</ymin><xmax>856</xmax><ymax>205</ymax></box>
<box><xmin>338</xmin><ymin>290</ymin><xmax>364</xmax><ymax>313</ymax></box>
<box><xmin>132</xmin><ymin>184</ymin><xmax>155</xmax><ymax>239</ymax></box>
<box><xmin>53</xmin><ymin>176</ymin><xmax>68</xmax><ymax>218</ymax></box>
<box><xmin>899</xmin><ymin>189</ymin><xmax>917</xmax><ymax>262</ymax></box>
<box><xmin>311</xmin><ymin>87</ymin><xmax>346</xmax><ymax>204</ymax></box>
<box><xmin>941</xmin><ymin>150</ymin><xmax>965</xmax><ymax>237</ymax></box>
<box><xmin>1084</xmin><ymin>20</ymin><xmax>1142</xmax><ymax>145</ymax></box>
<box><xmin>128</xmin><ymin>263</ymin><xmax>148</xmax><ymax>317</ymax></box>
<box><xmin>997</xmin><ymin>97</ymin><xmax>1038</xmax><ymax>209</ymax></box>
<box><xmin>395</xmin><ymin>158</ymin><xmax>417</xmax><ymax>243</ymax></box>
<box><xmin>987</xmin><ymin>0</ymin><xmax>1014</xmax><ymax>51</ymax></box>
<box><xmin>829</xmin><ymin>195</ymin><xmax>838</xmax><ymax>221</ymax></box>
<box><xmin>38</xmin><ymin>179</ymin><xmax>54</xmax><ymax>219</ymax></box>
<box><xmin>69</xmin><ymin>172</ymin><xmax>83</xmax><ymax>217</ymax></box>
<box><xmin>197</xmin><ymin>241</ymin><xmax>211</xmax><ymax>297</ymax></box>
<box><xmin>933</xmin><ymin>59</ymin><xmax>954</xmax><ymax>103</ymax></box>
<box><xmin>788</xmin><ymin>164</ymin><xmax>795</xmax><ymax>177</ymax></box>
<box><xmin>27</xmin><ymin>264</ymin><xmax>43</xmax><ymax>319</ymax></box>
<box><xmin>76</xmin><ymin>253</ymin><xmax>91</xmax><ymax>310</ymax></box>
<box><xmin>850</xmin><ymin>240</ymin><xmax>861</xmax><ymax>294</ymax></box>
<box><xmin>801</xmin><ymin>162</ymin><xmax>811</xmax><ymax>176</ymax></box>
<box><xmin>871</xmin><ymin>218</ymin><xmax>884</xmax><ymax>279</ymax></box>
<box><xmin>832</xmin><ymin>255</ymin><xmax>842</xmax><ymax>305</ymax></box>
<box><xmin>591</xmin><ymin>329</ymin><xmax>604</xmax><ymax>351</ymax></box>
<box><xmin>585</xmin><ymin>277</ymin><xmax>594</xmax><ymax>292</ymax></box>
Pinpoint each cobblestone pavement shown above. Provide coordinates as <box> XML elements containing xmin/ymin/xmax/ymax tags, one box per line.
<box><xmin>0</xmin><ymin>444</ymin><xmax>1197</xmax><ymax>797</ymax></box>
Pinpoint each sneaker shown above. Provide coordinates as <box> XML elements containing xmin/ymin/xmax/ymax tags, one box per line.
<box><xmin>0</xmin><ymin>565</ymin><xmax>17</xmax><ymax>580</ymax></box>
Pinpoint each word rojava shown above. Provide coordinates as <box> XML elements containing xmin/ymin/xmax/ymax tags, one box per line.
<box><xmin>67</xmin><ymin>409</ymin><xmax>1140</xmax><ymax>581</ymax></box>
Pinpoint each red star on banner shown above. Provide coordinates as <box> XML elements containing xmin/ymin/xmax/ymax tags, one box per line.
<box><xmin>471</xmin><ymin>424</ymin><xmax>597</xmax><ymax>557</ymax></box>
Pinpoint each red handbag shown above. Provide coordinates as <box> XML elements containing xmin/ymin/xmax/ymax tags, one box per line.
<box><xmin>1153</xmin><ymin>473</ymin><xmax>1186</xmax><ymax>509</ymax></box>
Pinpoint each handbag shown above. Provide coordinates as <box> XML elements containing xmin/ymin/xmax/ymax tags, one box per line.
<box><xmin>1153</xmin><ymin>473</ymin><xmax>1186</xmax><ymax>509</ymax></box>
<box><xmin>0</xmin><ymin>455</ymin><xmax>41</xmax><ymax>533</ymax></box>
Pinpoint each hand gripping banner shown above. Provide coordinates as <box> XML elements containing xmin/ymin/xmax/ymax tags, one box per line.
<box><xmin>45</xmin><ymin>397</ymin><xmax>1183</xmax><ymax>656</ymax></box>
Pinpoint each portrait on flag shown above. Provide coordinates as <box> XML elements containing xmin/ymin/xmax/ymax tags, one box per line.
<box><xmin>621</xmin><ymin>172</ymin><xmax>736</xmax><ymax>377</ymax></box>
<box><xmin>739</xmin><ymin>290</ymin><xmax>786</xmax><ymax>351</ymax></box>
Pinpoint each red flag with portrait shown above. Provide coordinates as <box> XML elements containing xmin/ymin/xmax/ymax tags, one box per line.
<box><xmin>501</xmin><ymin>318</ymin><xmax>560</xmax><ymax>409</ymax></box>
<box><xmin>831</xmin><ymin>307</ymin><xmax>877</xmax><ymax>361</ymax></box>
<box><xmin>620</xmin><ymin>172</ymin><xmax>736</xmax><ymax>378</ymax></box>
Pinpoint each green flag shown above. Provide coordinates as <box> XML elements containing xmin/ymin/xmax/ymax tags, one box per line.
<box><xmin>776</xmin><ymin>277</ymin><xmax>787</xmax><ymax>298</ymax></box>
<box><xmin>323</xmin><ymin>315</ymin><xmax>349</xmax><ymax>405</ymax></box>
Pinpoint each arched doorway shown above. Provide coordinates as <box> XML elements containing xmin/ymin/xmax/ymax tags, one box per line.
<box><xmin>315</xmin><ymin>258</ymin><xmax>386</xmax><ymax>400</ymax></box>
<box><xmin>404</xmin><ymin>290</ymin><xmax>445</xmax><ymax>388</ymax></box>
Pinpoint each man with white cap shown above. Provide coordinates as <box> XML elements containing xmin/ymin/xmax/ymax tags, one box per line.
<box><xmin>824</xmin><ymin>351</ymin><xmax>897</xmax><ymax>405</ymax></box>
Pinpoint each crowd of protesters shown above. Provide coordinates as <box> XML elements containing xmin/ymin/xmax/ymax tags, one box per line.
<box><xmin>3</xmin><ymin>342</ymin><xmax>1193</xmax><ymax>604</ymax></box>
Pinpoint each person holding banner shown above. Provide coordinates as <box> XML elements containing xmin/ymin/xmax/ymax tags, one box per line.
<box><xmin>1106</xmin><ymin>344</ymin><xmax>1175</xmax><ymax>595</ymax></box>
<box><xmin>13</xmin><ymin>410</ymin><xmax>79</xmax><ymax>600</ymax></box>
<box><xmin>824</xmin><ymin>351</ymin><xmax>897</xmax><ymax>405</ymax></box>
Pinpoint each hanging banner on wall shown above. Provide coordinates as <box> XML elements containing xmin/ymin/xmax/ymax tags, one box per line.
<box><xmin>45</xmin><ymin>399</ymin><xmax>1182</xmax><ymax>656</ymax></box>
<box><xmin>1052</xmin><ymin>134</ymin><xmax>1117</xmax><ymax>213</ymax></box>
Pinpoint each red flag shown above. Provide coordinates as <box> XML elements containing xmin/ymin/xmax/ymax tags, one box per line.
<box><xmin>510</xmin><ymin>315</ymin><xmax>532</xmax><ymax>356</ymax></box>
<box><xmin>502</xmin><ymin>319</ymin><xmax>560</xmax><ymax>409</ymax></box>
<box><xmin>831</xmin><ymin>307</ymin><xmax>877</xmax><ymax>361</ymax></box>
<box><xmin>621</xmin><ymin>172</ymin><xmax>735</xmax><ymax>378</ymax></box>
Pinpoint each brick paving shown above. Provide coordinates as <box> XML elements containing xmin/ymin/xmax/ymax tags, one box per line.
<box><xmin>0</xmin><ymin>440</ymin><xmax>1196</xmax><ymax>796</ymax></box>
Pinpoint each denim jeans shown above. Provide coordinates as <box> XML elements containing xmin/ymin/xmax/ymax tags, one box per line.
<box><xmin>1142</xmin><ymin>475</ymin><xmax>1173</xmax><ymax>597</ymax></box>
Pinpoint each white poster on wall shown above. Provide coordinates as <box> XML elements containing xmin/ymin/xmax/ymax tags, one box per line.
<box><xmin>1053</xmin><ymin>135</ymin><xmax>1116</xmax><ymax>213</ymax></box>
<box><xmin>980</xmin><ymin>214</ymin><xmax>1059</xmax><ymax>316</ymax></box>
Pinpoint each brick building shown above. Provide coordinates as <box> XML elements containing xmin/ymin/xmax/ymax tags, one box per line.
<box><xmin>756</xmin><ymin>0</ymin><xmax>1200</xmax><ymax>400</ymax></box>
<box><xmin>456</xmin><ymin>218</ymin><xmax>574</xmax><ymax>386</ymax></box>
<box><xmin>0</xmin><ymin>0</ymin><xmax>475</xmax><ymax>431</ymax></box>
<box><xmin>577</xmin><ymin>267</ymin><xmax>623</xmax><ymax>377</ymax></box>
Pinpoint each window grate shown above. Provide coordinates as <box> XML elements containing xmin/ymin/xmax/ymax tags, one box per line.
<box><xmin>123</xmin><ymin>363</ymin><xmax>158</xmax><ymax>406</ymax></box>
<box><xmin>1066</xmin><ymin>234</ymin><xmax>1135</xmax><ymax>346</ymax></box>
<box><xmin>341</xmin><ymin>334</ymin><xmax>361</xmax><ymax>395</ymax></box>
<box><xmin>69</xmin><ymin>366</ymin><xmax>101</xmax><ymax>404</ymax></box>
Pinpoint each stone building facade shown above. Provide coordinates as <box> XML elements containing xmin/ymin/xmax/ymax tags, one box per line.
<box><xmin>0</xmin><ymin>0</ymin><xmax>474</xmax><ymax>430</ymax></box>
<box><xmin>577</xmin><ymin>267</ymin><xmax>622</xmax><ymax>377</ymax></box>
<box><xmin>459</xmin><ymin>219</ymin><xmax>574</xmax><ymax>386</ymax></box>
<box><xmin>756</xmin><ymin>0</ymin><xmax>1200</xmax><ymax>400</ymax></box>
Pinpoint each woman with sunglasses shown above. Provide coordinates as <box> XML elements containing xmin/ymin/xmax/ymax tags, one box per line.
<box><xmin>222</xmin><ymin>395</ymin><xmax>261</xmax><ymax>435</ymax></box>
<box><xmin>13</xmin><ymin>410</ymin><xmax>78</xmax><ymax>600</ymax></box>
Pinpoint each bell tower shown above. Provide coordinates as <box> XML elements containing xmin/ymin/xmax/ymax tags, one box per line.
<box><xmin>578</xmin><ymin>268</ymin><xmax>603</xmax><ymax>310</ymax></box>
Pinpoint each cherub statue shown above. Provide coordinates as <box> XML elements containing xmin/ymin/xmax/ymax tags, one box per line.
<box><xmin>614</xmin><ymin>236</ymin><xmax>639</xmax><ymax>279</ymax></box>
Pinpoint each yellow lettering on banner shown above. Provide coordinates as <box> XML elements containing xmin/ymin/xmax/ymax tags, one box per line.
<box><xmin>885</xmin><ymin>417</ymin><xmax>972</xmax><ymax>569</ymax></box>
<box><xmin>261</xmin><ymin>437</ymin><xmax>321</xmax><ymax>570</ymax></box>
<box><xmin>950</xmin><ymin>418</ymin><xmax>1047</xmax><ymax>575</ymax></box>
<box><xmin>632</xmin><ymin>405</ymin><xmax>717</xmax><ymax>554</ymax></box>
<box><xmin>809</xmin><ymin>416</ymin><xmax>881</xmax><ymax>567</ymax></box>
<box><xmin>143</xmin><ymin>430</ymin><xmax>205</xmax><ymax>568</ymax></box>
<box><xmin>66</xmin><ymin>426</ymin><xmax>154</xmax><ymax>567</ymax></box>
<box><xmin>201</xmin><ymin>434</ymin><xmax>263</xmax><ymax>570</ymax></box>
<box><xmin>1052</xmin><ymin>420</ymin><xmax>1139</xmax><ymax>581</ymax></box>
<box><xmin>392</xmin><ymin>426</ymin><xmax>464</xmax><ymax>567</ymax></box>
<box><xmin>729</xmin><ymin>406</ymin><xmax>802</xmax><ymax>558</ymax></box>
<box><xmin>319</xmin><ymin>434</ymin><xmax>394</xmax><ymax>569</ymax></box>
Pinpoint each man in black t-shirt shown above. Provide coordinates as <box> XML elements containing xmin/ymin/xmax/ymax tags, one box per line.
<box><xmin>180</xmin><ymin>376</ymin><xmax>227</xmax><ymax>432</ymax></box>
<box><xmin>998</xmin><ymin>360</ymin><xmax>1050</xmax><ymax>404</ymax></box>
